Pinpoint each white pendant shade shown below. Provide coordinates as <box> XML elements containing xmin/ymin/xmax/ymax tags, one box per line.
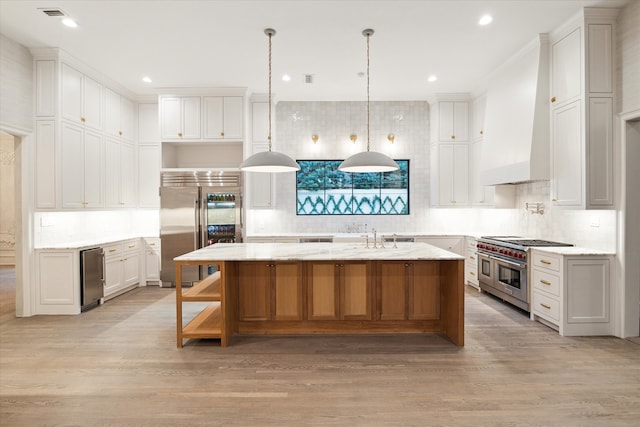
<box><xmin>338</xmin><ymin>150</ymin><xmax>399</xmax><ymax>173</ymax></box>
<box><xmin>239</xmin><ymin>150</ymin><xmax>300</xmax><ymax>173</ymax></box>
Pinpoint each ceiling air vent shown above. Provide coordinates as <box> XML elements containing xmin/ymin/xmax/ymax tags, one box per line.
<box><xmin>40</xmin><ymin>8</ymin><xmax>67</xmax><ymax>17</ymax></box>
<box><xmin>304</xmin><ymin>74</ymin><xmax>314</xmax><ymax>84</ymax></box>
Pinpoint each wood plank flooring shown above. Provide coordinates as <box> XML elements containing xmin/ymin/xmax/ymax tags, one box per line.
<box><xmin>1</xmin><ymin>266</ymin><xmax>639</xmax><ymax>426</ymax></box>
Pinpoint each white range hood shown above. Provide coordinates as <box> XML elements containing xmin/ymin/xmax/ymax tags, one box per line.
<box><xmin>480</xmin><ymin>34</ymin><xmax>550</xmax><ymax>185</ymax></box>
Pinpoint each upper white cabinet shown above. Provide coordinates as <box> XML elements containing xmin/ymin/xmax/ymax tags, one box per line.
<box><xmin>438</xmin><ymin>101</ymin><xmax>469</xmax><ymax>142</ymax></box>
<box><xmin>138</xmin><ymin>144</ymin><xmax>161</xmax><ymax>208</ymax></box>
<box><xmin>60</xmin><ymin>122</ymin><xmax>103</xmax><ymax>209</ymax></box>
<box><xmin>550</xmin><ymin>28</ymin><xmax>582</xmax><ymax>108</ymax></box>
<box><xmin>61</xmin><ymin>63</ymin><xmax>102</xmax><ymax>130</ymax></box>
<box><xmin>471</xmin><ymin>95</ymin><xmax>486</xmax><ymax>141</ymax></box>
<box><xmin>549</xmin><ymin>9</ymin><xmax>618</xmax><ymax>209</ymax></box>
<box><xmin>436</xmin><ymin>144</ymin><xmax>469</xmax><ymax>207</ymax></box>
<box><xmin>105</xmin><ymin>88</ymin><xmax>135</xmax><ymax>142</ymax></box>
<box><xmin>160</xmin><ymin>96</ymin><xmax>201</xmax><ymax>141</ymax></box>
<box><xmin>160</xmin><ymin>94</ymin><xmax>244</xmax><ymax>142</ymax></box>
<box><xmin>203</xmin><ymin>96</ymin><xmax>244</xmax><ymax>140</ymax></box>
<box><xmin>138</xmin><ymin>103</ymin><xmax>160</xmax><ymax>144</ymax></box>
<box><xmin>469</xmin><ymin>140</ymin><xmax>494</xmax><ymax>206</ymax></box>
<box><xmin>247</xmin><ymin>98</ymin><xmax>274</xmax><ymax>209</ymax></box>
<box><xmin>105</xmin><ymin>138</ymin><xmax>136</xmax><ymax>208</ymax></box>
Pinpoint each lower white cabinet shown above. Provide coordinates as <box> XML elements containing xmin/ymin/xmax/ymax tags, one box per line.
<box><xmin>35</xmin><ymin>250</ymin><xmax>81</xmax><ymax>315</ymax></box>
<box><xmin>104</xmin><ymin>239</ymin><xmax>140</xmax><ymax>299</ymax></box>
<box><xmin>530</xmin><ymin>249</ymin><xmax>612</xmax><ymax>336</ymax></box>
<box><xmin>464</xmin><ymin>237</ymin><xmax>479</xmax><ymax>290</ymax></box>
<box><xmin>144</xmin><ymin>238</ymin><xmax>161</xmax><ymax>283</ymax></box>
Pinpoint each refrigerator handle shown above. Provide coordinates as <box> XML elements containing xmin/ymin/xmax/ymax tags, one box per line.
<box><xmin>195</xmin><ymin>198</ymin><xmax>200</xmax><ymax>250</ymax></box>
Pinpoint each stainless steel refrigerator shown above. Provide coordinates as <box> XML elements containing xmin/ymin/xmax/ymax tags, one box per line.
<box><xmin>160</xmin><ymin>171</ymin><xmax>242</xmax><ymax>287</ymax></box>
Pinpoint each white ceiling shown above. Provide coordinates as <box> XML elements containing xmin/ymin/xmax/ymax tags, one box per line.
<box><xmin>0</xmin><ymin>0</ymin><xmax>630</xmax><ymax>101</ymax></box>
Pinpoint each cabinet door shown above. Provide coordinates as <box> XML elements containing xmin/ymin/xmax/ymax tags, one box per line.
<box><xmin>105</xmin><ymin>88</ymin><xmax>122</xmax><ymax>137</ymax></box>
<box><xmin>252</xmin><ymin>102</ymin><xmax>269</xmax><ymax>142</ymax></box>
<box><xmin>439</xmin><ymin>102</ymin><xmax>455</xmax><ymax>141</ymax></box>
<box><xmin>61</xmin><ymin>64</ymin><xmax>83</xmax><ymax>125</ymax></box>
<box><xmin>469</xmin><ymin>140</ymin><xmax>493</xmax><ymax>205</ymax></box>
<box><xmin>105</xmin><ymin>138</ymin><xmax>121</xmax><ymax>207</ymax></box>
<box><xmin>182</xmin><ymin>96</ymin><xmax>201</xmax><ymax>139</ymax></box>
<box><xmin>452</xmin><ymin>144</ymin><xmax>469</xmax><ymax>205</ymax></box>
<box><xmin>104</xmin><ymin>258</ymin><xmax>123</xmax><ymax>297</ymax></box>
<box><xmin>83</xmin><ymin>130</ymin><xmax>103</xmax><ymax>208</ymax></box>
<box><xmin>307</xmin><ymin>262</ymin><xmax>339</xmax><ymax>320</ymax></box>
<box><xmin>223</xmin><ymin>96</ymin><xmax>244</xmax><ymax>139</ymax></box>
<box><xmin>588</xmin><ymin>97</ymin><xmax>613</xmax><ymax>207</ymax></box>
<box><xmin>123</xmin><ymin>252</ymin><xmax>140</xmax><ymax>287</ymax></box>
<box><xmin>138</xmin><ymin>144</ymin><xmax>161</xmax><ymax>208</ymax></box>
<box><xmin>138</xmin><ymin>103</ymin><xmax>160</xmax><ymax>143</ymax></box>
<box><xmin>379</xmin><ymin>262</ymin><xmax>406</xmax><ymax>320</ymax></box>
<box><xmin>472</xmin><ymin>95</ymin><xmax>486</xmax><ymax>141</ymax></box>
<box><xmin>145</xmin><ymin>249</ymin><xmax>160</xmax><ymax>281</ymax></box>
<box><xmin>203</xmin><ymin>96</ymin><xmax>224</xmax><ymax>139</ymax></box>
<box><xmin>551</xmin><ymin>100</ymin><xmax>583</xmax><ymax>206</ymax></box>
<box><xmin>340</xmin><ymin>262</ymin><xmax>370</xmax><ymax>320</ymax></box>
<box><xmin>120</xmin><ymin>142</ymin><xmax>136</xmax><ymax>207</ymax></box>
<box><xmin>238</xmin><ymin>262</ymin><xmax>271</xmax><ymax>321</ymax></box>
<box><xmin>119</xmin><ymin>96</ymin><xmax>135</xmax><ymax>141</ymax></box>
<box><xmin>272</xmin><ymin>262</ymin><xmax>303</xmax><ymax>321</ymax></box>
<box><xmin>160</xmin><ymin>97</ymin><xmax>182</xmax><ymax>140</ymax></box>
<box><xmin>83</xmin><ymin>76</ymin><xmax>102</xmax><ymax>130</ymax></box>
<box><xmin>35</xmin><ymin>121</ymin><xmax>56</xmax><ymax>209</ymax></box>
<box><xmin>407</xmin><ymin>262</ymin><xmax>440</xmax><ymax>320</ymax></box>
<box><xmin>60</xmin><ymin>122</ymin><xmax>85</xmax><ymax>208</ymax></box>
<box><xmin>566</xmin><ymin>259</ymin><xmax>610</xmax><ymax>324</ymax></box>
<box><xmin>453</xmin><ymin>102</ymin><xmax>469</xmax><ymax>142</ymax></box>
<box><xmin>438</xmin><ymin>144</ymin><xmax>468</xmax><ymax>206</ymax></box>
<box><xmin>551</xmin><ymin>28</ymin><xmax>581</xmax><ymax>106</ymax></box>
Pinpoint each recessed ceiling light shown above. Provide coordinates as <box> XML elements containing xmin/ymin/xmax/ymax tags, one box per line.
<box><xmin>478</xmin><ymin>14</ymin><xmax>493</xmax><ymax>26</ymax></box>
<box><xmin>62</xmin><ymin>17</ymin><xmax>78</xmax><ymax>28</ymax></box>
<box><xmin>282</xmin><ymin>74</ymin><xmax>291</xmax><ymax>82</ymax></box>
<box><xmin>142</xmin><ymin>76</ymin><xmax>152</xmax><ymax>83</ymax></box>
<box><xmin>427</xmin><ymin>75</ymin><xmax>438</xmax><ymax>83</ymax></box>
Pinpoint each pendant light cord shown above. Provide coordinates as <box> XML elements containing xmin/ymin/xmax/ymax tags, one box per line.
<box><xmin>366</xmin><ymin>31</ymin><xmax>370</xmax><ymax>152</ymax></box>
<box><xmin>268</xmin><ymin>30</ymin><xmax>273</xmax><ymax>152</ymax></box>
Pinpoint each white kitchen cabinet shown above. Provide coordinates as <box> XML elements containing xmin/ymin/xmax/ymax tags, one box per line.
<box><xmin>530</xmin><ymin>249</ymin><xmax>612</xmax><ymax>336</ymax></box>
<box><xmin>435</xmin><ymin>144</ymin><xmax>469</xmax><ymax>206</ymax></box>
<box><xmin>464</xmin><ymin>237</ymin><xmax>479</xmax><ymax>290</ymax></box>
<box><xmin>549</xmin><ymin>10</ymin><xmax>617</xmax><ymax>209</ymax></box>
<box><xmin>438</xmin><ymin>101</ymin><xmax>469</xmax><ymax>142</ymax></box>
<box><xmin>35</xmin><ymin>60</ymin><xmax>56</xmax><ymax>118</ymax></box>
<box><xmin>35</xmin><ymin>120</ymin><xmax>56</xmax><ymax>209</ymax></box>
<box><xmin>61</xmin><ymin>63</ymin><xmax>102</xmax><ymax>130</ymax></box>
<box><xmin>138</xmin><ymin>103</ymin><xmax>160</xmax><ymax>144</ymax></box>
<box><xmin>160</xmin><ymin>96</ymin><xmax>201</xmax><ymax>141</ymax></box>
<box><xmin>550</xmin><ymin>27</ymin><xmax>581</xmax><ymax>108</ymax></box>
<box><xmin>252</xmin><ymin>101</ymin><xmax>270</xmax><ymax>143</ymax></box>
<box><xmin>105</xmin><ymin>138</ymin><xmax>136</xmax><ymax>208</ymax></box>
<box><xmin>203</xmin><ymin>96</ymin><xmax>244</xmax><ymax>140</ymax></box>
<box><xmin>471</xmin><ymin>95</ymin><xmax>486</xmax><ymax>141</ymax></box>
<box><xmin>105</xmin><ymin>88</ymin><xmax>135</xmax><ymax>142</ymax></box>
<box><xmin>247</xmin><ymin>143</ymin><xmax>274</xmax><ymax>208</ymax></box>
<box><xmin>35</xmin><ymin>250</ymin><xmax>80</xmax><ymax>315</ymax></box>
<box><xmin>144</xmin><ymin>238</ymin><xmax>161</xmax><ymax>283</ymax></box>
<box><xmin>138</xmin><ymin>144</ymin><xmax>161</xmax><ymax>208</ymax></box>
<box><xmin>60</xmin><ymin>122</ymin><xmax>103</xmax><ymax>209</ymax></box>
<box><xmin>104</xmin><ymin>239</ymin><xmax>140</xmax><ymax>299</ymax></box>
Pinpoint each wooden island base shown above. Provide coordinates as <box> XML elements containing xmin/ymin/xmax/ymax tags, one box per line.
<box><xmin>176</xmin><ymin>259</ymin><xmax>464</xmax><ymax>347</ymax></box>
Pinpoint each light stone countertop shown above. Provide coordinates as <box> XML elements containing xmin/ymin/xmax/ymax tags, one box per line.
<box><xmin>35</xmin><ymin>235</ymin><xmax>158</xmax><ymax>250</ymax></box>
<box><xmin>530</xmin><ymin>246</ymin><xmax>616</xmax><ymax>256</ymax></box>
<box><xmin>174</xmin><ymin>242</ymin><xmax>465</xmax><ymax>262</ymax></box>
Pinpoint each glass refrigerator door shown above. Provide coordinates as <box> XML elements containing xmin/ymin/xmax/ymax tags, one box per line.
<box><xmin>205</xmin><ymin>192</ymin><xmax>238</xmax><ymax>245</ymax></box>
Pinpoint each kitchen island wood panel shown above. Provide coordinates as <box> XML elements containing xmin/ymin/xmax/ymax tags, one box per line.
<box><xmin>175</xmin><ymin>243</ymin><xmax>464</xmax><ymax>347</ymax></box>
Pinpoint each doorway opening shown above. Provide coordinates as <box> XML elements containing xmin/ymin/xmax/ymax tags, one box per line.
<box><xmin>0</xmin><ymin>130</ymin><xmax>17</xmax><ymax>315</ymax></box>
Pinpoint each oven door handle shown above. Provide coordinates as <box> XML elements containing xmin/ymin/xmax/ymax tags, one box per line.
<box><xmin>490</xmin><ymin>255</ymin><xmax>527</xmax><ymax>269</ymax></box>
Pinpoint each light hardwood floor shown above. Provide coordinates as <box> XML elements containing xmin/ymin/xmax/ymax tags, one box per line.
<box><xmin>1</xmin><ymin>266</ymin><xmax>638</xmax><ymax>426</ymax></box>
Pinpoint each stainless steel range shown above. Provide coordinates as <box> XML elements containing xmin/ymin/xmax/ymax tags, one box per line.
<box><xmin>477</xmin><ymin>236</ymin><xmax>573</xmax><ymax>311</ymax></box>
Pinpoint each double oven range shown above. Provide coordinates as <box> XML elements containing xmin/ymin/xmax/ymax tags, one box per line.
<box><xmin>477</xmin><ymin>236</ymin><xmax>572</xmax><ymax>312</ymax></box>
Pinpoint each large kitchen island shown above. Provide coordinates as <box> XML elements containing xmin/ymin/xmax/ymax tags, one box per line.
<box><xmin>174</xmin><ymin>242</ymin><xmax>465</xmax><ymax>347</ymax></box>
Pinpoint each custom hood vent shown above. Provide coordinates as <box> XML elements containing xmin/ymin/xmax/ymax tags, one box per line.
<box><xmin>480</xmin><ymin>34</ymin><xmax>550</xmax><ymax>185</ymax></box>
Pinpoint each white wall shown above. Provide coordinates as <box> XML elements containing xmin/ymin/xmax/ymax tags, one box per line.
<box><xmin>0</xmin><ymin>34</ymin><xmax>33</xmax><ymax>134</ymax></box>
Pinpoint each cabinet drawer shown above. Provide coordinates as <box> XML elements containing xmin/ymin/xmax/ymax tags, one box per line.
<box><xmin>467</xmin><ymin>238</ymin><xmax>477</xmax><ymax>250</ymax></box>
<box><xmin>104</xmin><ymin>243</ymin><xmax>123</xmax><ymax>258</ymax></box>
<box><xmin>465</xmin><ymin>263</ymin><xmax>478</xmax><ymax>284</ymax></box>
<box><xmin>531</xmin><ymin>268</ymin><xmax>560</xmax><ymax>297</ymax></box>
<box><xmin>465</xmin><ymin>248</ymin><xmax>477</xmax><ymax>264</ymax></box>
<box><xmin>531</xmin><ymin>252</ymin><xmax>561</xmax><ymax>272</ymax></box>
<box><xmin>123</xmin><ymin>239</ymin><xmax>139</xmax><ymax>252</ymax></box>
<box><xmin>532</xmin><ymin>291</ymin><xmax>560</xmax><ymax>323</ymax></box>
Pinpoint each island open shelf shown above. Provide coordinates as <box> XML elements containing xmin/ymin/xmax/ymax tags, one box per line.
<box><xmin>175</xmin><ymin>243</ymin><xmax>464</xmax><ymax>347</ymax></box>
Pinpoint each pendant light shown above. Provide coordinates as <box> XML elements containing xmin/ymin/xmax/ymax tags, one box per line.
<box><xmin>339</xmin><ymin>29</ymin><xmax>399</xmax><ymax>173</ymax></box>
<box><xmin>240</xmin><ymin>28</ymin><xmax>300</xmax><ymax>173</ymax></box>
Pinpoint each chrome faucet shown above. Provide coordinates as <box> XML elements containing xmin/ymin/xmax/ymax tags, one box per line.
<box><xmin>372</xmin><ymin>228</ymin><xmax>377</xmax><ymax>249</ymax></box>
